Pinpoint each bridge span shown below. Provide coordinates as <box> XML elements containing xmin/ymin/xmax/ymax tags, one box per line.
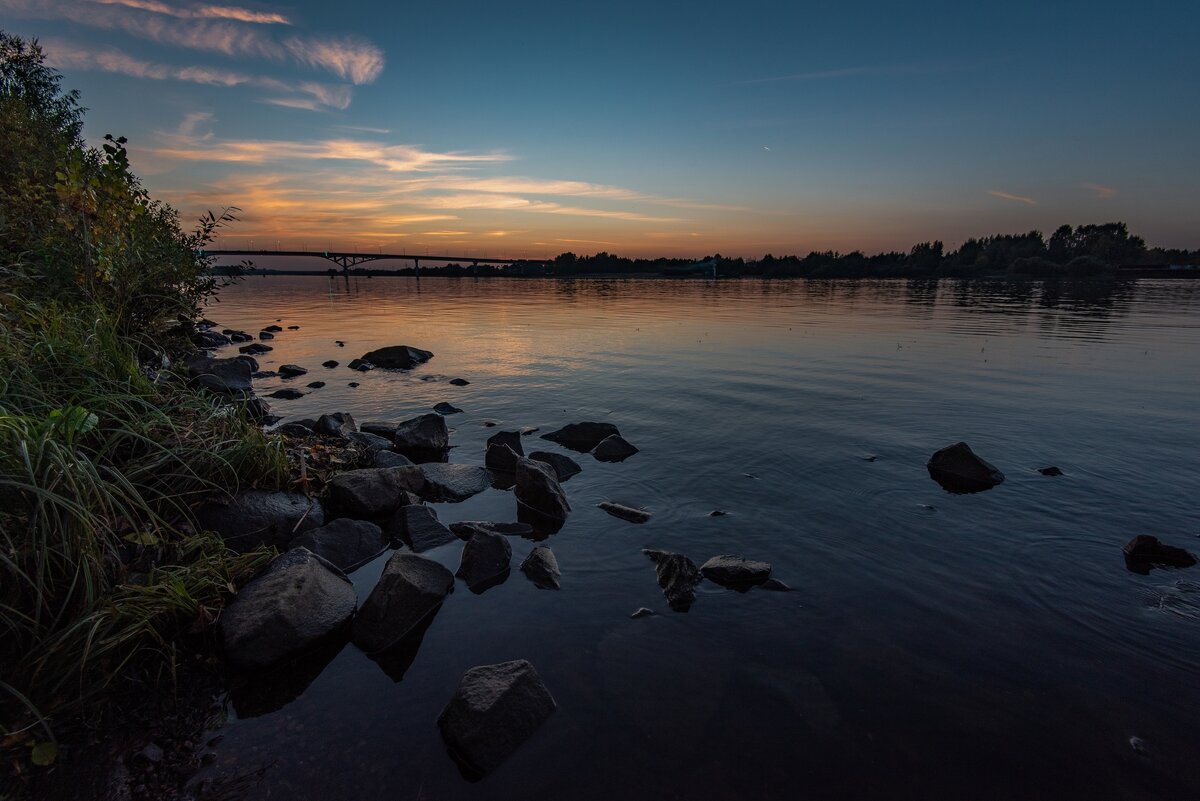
<box><xmin>201</xmin><ymin>249</ymin><xmax>546</xmax><ymax>270</ymax></box>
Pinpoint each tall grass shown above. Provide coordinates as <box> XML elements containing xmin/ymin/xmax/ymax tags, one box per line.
<box><xmin>0</xmin><ymin>295</ymin><xmax>286</xmax><ymax>739</ymax></box>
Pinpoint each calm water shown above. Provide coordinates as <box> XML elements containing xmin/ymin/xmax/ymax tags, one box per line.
<box><xmin>195</xmin><ymin>276</ymin><xmax>1200</xmax><ymax>801</ymax></box>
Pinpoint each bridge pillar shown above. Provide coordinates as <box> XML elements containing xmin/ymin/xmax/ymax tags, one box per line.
<box><xmin>414</xmin><ymin>257</ymin><xmax>420</xmax><ymax>280</ymax></box>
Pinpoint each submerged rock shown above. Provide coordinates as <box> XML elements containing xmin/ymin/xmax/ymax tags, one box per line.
<box><xmin>306</xmin><ymin>381</ymin><xmax>326</xmax><ymax>389</ymax></box>
<box><xmin>267</xmin><ymin>388</ymin><xmax>305</xmax><ymax>400</ymax></box>
<box><xmin>643</xmin><ymin>549</ymin><xmax>702</xmax><ymax>611</ymax></box>
<box><xmin>437</xmin><ymin>660</ymin><xmax>557</xmax><ymax>779</ymax></box>
<box><xmin>592</xmin><ymin>434</ymin><xmax>639</xmax><ymax>463</ymax></box>
<box><xmin>597</xmin><ymin>501</ymin><xmax>651</xmax><ymax>524</ymax></box>
<box><xmin>926</xmin><ymin>441</ymin><xmax>1005</xmax><ymax>493</ymax></box>
<box><xmin>449</xmin><ymin>377</ymin><xmax>470</xmax><ymax>386</ymax></box>
<box><xmin>394</xmin><ymin>413</ymin><xmax>449</xmax><ymax>454</ymax></box>
<box><xmin>1123</xmin><ymin>535</ymin><xmax>1197</xmax><ymax>574</ymax></box>
<box><xmin>290</xmin><ymin>518</ymin><xmax>388</xmax><ymax>573</ymax></box>
<box><xmin>322</xmin><ymin>360</ymin><xmax>339</xmax><ymax>368</ymax></box>
<box><xmin>455</xmin><ymin>531</ymin><xmax>512</xmax><ymax>593</ymax></box>
<box><xmin>278</xmin><ymin>364</ymin><xmax>308</xmax><ymax>378</ymax></box>
<box><xmin>1038</xmin><ymin>466</ymin><xmax>1064</xmax><ymax>476</ymax></box>
<box><xmin>450</xmin><ymin>521</ymin><xmax>536</xmax><ymax>539</ymax></box>
<box><xmin>630</xmin><ymin>607</ymin><xmax>655</xmax><ymax>619</ymax></box>
<box><xmin>325</xmin><ymin>466</ymin><xmax>425</xmax><ymax>519</ymax></box>
<box><xmin>220</xmin><ymin>548</ymin><xmax>355</xmax><ymax>671</ymax></box>
<box><xmin>360</xmin><ymin>345</ymin><xmax>434</xmax><ymax>370</ymax></box>
<box><xmin>239</xmin><ymin>343</ymin><xmax>272</xmax><ymax>355</ymax></box>
<box><xmin>434</xmin><ymin>402</ymin><xmax>464</xmax><ymax>415</ymax></box>
<box><xmin>420</xmin><ymin>463</ymin><xmax>491</xmax><ymax>502</ymax></box>
<box><xmin>392</xmin><ymin>504</ymin><xmax>456</xmax><ymax>551</ymax></box>
<box><xmin>353</xmin><ymin>552</ymin><xmax>454</xmax><ymax>654</ymax></box>
<box><xmin>528</xmin><ymin>451</ymin><xmax>581</xmax><ymax>482</ymax></box>
<box><xmin>520</xmin><ymin>545</ymin><xmax>561</xmax><ymax>590</ymax></box>
<box><xmin>195</xmin><ymin>490</ymin><xmax>323</xmax><ymax>551</ymax></box>
<box><xmin>514</xmin><ymin>457</ymin><xmax>571</xmax><ymax>525</ymax></box>
<box><xmin>759</xmin><ymin>578</ymin><xmax>792</xmax><ymax>592</ymax></box>
<box><xmin>700</xmin><ymin>555</ymin><xmax>772</xmax><ymax>588</ymax></box>
<box><xmin>540</xmin><ymin>421</ymin><xmax>620</xmax><ymax>453</ymax></box>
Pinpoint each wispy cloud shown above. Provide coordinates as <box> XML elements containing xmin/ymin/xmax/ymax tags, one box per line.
<box><xmin>1083</xmin><ymin>183</ymin><xmax>1117</xmax><ymax>199</ymax></box>
<box><xmin>987</xmin><ymin>189</ymin><xmax>1037</xmax><ymax>206</ymax></box>
<box><xmin>42</xmin><ymin>40</ymin><xmax>352</xmax><ymax>109</ymax></box>
<box><xmin>90</xmin><ymin>0</ymin><xmax>291</xmax><ymax>25</ymax></box>
<box><xmin>283</xmin><ymin>36</ymin><xmax>383</xmax><ymax>85</ymax></box>
<box><xmin>729</xmin><ymin>63</ymin><xmax>953</xmax><ymax>87</ymax></box>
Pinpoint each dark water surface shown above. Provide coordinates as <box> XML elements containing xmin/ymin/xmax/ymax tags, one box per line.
<box><xmin>196</xmin><ymin>276</ymin><xmax>1200</xmax><ymax>800</ymax></box>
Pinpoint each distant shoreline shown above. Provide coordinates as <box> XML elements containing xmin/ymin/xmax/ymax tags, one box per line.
<box><xmin>212</xmin><ymin>267</ymin><xmax>1200</xmax><ymax>280</ymax></box>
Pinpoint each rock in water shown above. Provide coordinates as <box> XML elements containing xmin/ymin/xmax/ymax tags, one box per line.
<box><xmin>449</xmin><ymin>378</ymin><xmax>470</xmax><ymax>386</ymax></box>
<box><xmin>289</xmin><ymin>518</ymin><xmax>388</xmax><ymax>573</ymax></box>
<box><xmin>528</xmin><ymin>451</ymin><xmax>582</xmax><ymax>482</ymax></box>
<box><xmin>263</xmin><ymin>324</ymin><xmax>283</xmax><ymax>333</ymax></box>
<box><xmin>361</xmin><ymin>421</ymin><xmax>399</xmax><ymax>438</ymax></box>
<box><xmin>597</xmin><ymin>501</ymin><xmax>651</xmax><ymax>524</ymax></box>
<box><xmin>347</xmin><ymin>358</ymin><xmax>374</xmax><ymax>372</ymax></box>
<box><xmin>520</xmin><ymin>546</ymin><xmax>561</xmax><ymax>590</ymax></box>
<box><xmin>630</xmin><ymin>607</ymin><xmax>655</xmax><ymax>619</ymax></box>
<box><xmin>450</xmin><ymin>521</ymin><xmax>536</xmax><ymax>539</ymax></box>
<box><xmin>592</xmin><ymin>434</ymin><xmax>639</xmax><ymax>463</ymax></box>
<box><xmin>456</xmin><ymin>532</ymin><xmax>513</xmax><ymax>592</ymax></box>
<box><xmin>700</xmin><ymin>555</ymin><xmax>772</xmax><ymax>588</ymax></box>
<box><xmin>486</xmin><ymin>442</ymin><xmax>521</xmax><ymax>473</ymax></box>
<box><xmin>257</xmin><ymin>331</ymin><xmax>274</xmax><ymax>340</ymax></box>
<box><xmin>322</xmin><ymin>360</ymin><xmax>339</xmax><ymax>368</ymax></box>
<box><xmin>307</xmin><ymin>381</ymin><xmax>326</xmax><ymax>389</ymax></box>
<box><xmin>239</xmin><ymin>343</ymin><xmax>272</xmax><ymax>355</ymax></box>
<box><xmin>926</xmin><ymin>441</ymin><xmax>1005</xmax><ymax>493</ymax></box>
<box><xmin>643</xmin><ymin>549</ymin><xmax>702</xmax><ymax>611</ymax></box>
<box><xmin>434</xmin><ymin>402</ymin><xmax>464</xmax><ymax>415</ymax></box>
<box><xmin>1123</xmin><ymin>535</ymin><xmax>1197</xmax><ymax>574</ymax></box>
<box><xmin>419</xmin><ymin>463</ymin><xmax>491</xmax><ymax>502</ymax></box>
<box><xmin>193</xmin><ymin>330</ymin><xmax>230</xmax><ymax>349</ymax></box>
<box><xmin>314</xmin><ymin>412</ymin><xmax>356</xmax><ymax>437</ymax></box>
<box><xmin>267</xmin><ymin>388</ymin><xmax>304</xmax><ymax>400</ymax></box>
<box><xmin>759</xmin><ymin>578</ymin><xmax>792</xmax><ymax>592</ymax></box>
<box><xmin>325</xmin><ymin>466</ymin><xmax>426</xmax><ymax>519</ymax></box>
<box><xmin>278</xmin><ymin>364</ymin><xmax>307</xmax><ymax>378</ymax></box>
<box><xmin>1038</xmin><ymin>466</ymin><xmax>1064</xmax><ymax>476</ymax></box>
<box><xmin>437</xmin><ymin>660</ymin><xmax>557</xmax><ymax>779</ymax></box>
<box><xmin>185</xmin><ymin>354</ymin><xmax>252</xmax><ymax>396</ymax></box>
<box><xmin>220</xmin><ymin>548</ymin><xmax>355</xmax><ymax>671</ymax></box>
<box><xmin>393</xmin><ymin>413</ymin><xmax>449</xmax><ymax>453</ymax></box>
<box><xmin>195</xmin><ymin>490</ymin><xmax>324</xmax><ymax>551</ymax></box>
<box><xmin>540</xmin><ymin>421</ymin><xmax>620</xmax><ymax>453</ymax></box>
<box><xmin>514</xmin><ymin>457</ymin><xmax>571</xmax><ymax>524</ymax></box>
<box><xmin>359</xmin><ymin>345</ymin><xmax>434</xmax><ymax>370</ymax></box>
<box><xmin>391</xmin><ymin>505</ymin><xmax>456</xmax><ymax>551</ymax></box>
<box><xmin>353</xmin><ymin>552</ymin><xmax>454</xmax><ymax>654</ymax></box>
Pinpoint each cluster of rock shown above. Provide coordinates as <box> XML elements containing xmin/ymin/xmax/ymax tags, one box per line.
<box><xmin>539</xmin><ymin>421</ymin><xmax>640</xmax><ymax>463</ymax></box>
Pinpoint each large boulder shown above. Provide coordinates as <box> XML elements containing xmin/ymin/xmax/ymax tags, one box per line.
<box><xmin>926</xmin><ymin>442</ymin><xmax>1005</xmax><ymax>493</ymax></box>
<box><xmin>361</xmin><ymin>421</ymin><xmax>398</xmax><ymax>438</ymax></box>
<box><xmin>540</xmin><ymin>422</ymin><xmax>619</xmax><ymax>453</ymax></box>
<box><xmin>419</xmin><ymin>463</ymin><xmax>491</xmax><ymax>502</ymax></box>
<box><xmin>455</xmin><ymin>531</ymin><xmax>512</xmax><ymax>592</ymax></box>
<box><xmin>485</xmin><ymin>431</ymin><xmax>524</xmax><ymax>471</ymax></box>
<box><xmin>592</xmin><ymin>434</ymin><xmax>639</xmax><ymax>463</ymax></box>
<box><xmin>220</xmin><ymin>548</ymin><xmax>356</xmax><ymax>671</ymax></box>
<box><xmin>528</xmin><ymin>451</ymin><xmax>581</xmax><ymax>482</ymax></box>
<box><xmin>514</xmin><ymin>457</ymin><xmax>570</xmax><ymax>524</ymax></box>
<box><xmin>195</xmin><ymin>490</ymin><xmax>324</xmax><ymax>551</ymax></box>
<box><xmin>643</xmin><ymin>549</ymin><xmax>702</xmax><ymax>611</ymax></box>
<box><xmin>353</xmin><ymin>552</ymin><xmax>454</xmax><ymax>654</ymax></box>
<box><xmin>360</xmin><ymin>345</ymin><xmax>434</xmax><ymax>370</ymax></box>
<box><xmin>391</xmin><ymin>504</ymin><xmax>456</xmax><ymax>552</ymax></box>
<box><xmin>185</xmin><ymin>354</ymin><xmax>252</xmax><ymax>396</ymax></box>
<box><xmin>394</xmin><ymin>413</ymin><xmax>449</xmax><ymax>454</ymax></box>
<box><xmin>374</xmin><ymin>450</ymin><xmax>416</xmax><ymax>469</ymax></box>
<box><xmin>325</xmin><ymin>466</ymin><xmax>426</xmax><ymax>519</ymax></box>
<box><xmin>315</xmin><ymin>412</ymin><xmax>356</xmax><ymax>437</ymax></box>
<box><xmin>437</xmin><ymin>660</ymin><xmax>557</xmax><ymax>779</ymax></box>
<box><xmin>700</xmin><ymin>555</ymin><xmax>772</xmax><ymax>588</ymax></box>
<box><xmin>1123</xmin><ymin>535</ymin><xmax>1197</xmax><ymax>574</ymax></box>
<box><xmin>520</xmin><ymin>546</ymin><xmax>561</xmax><ymax>590</ymax></box>
<box><xmin>289</xmin><ymin>518</ymin><xmax>388</xmax><ymax>573</ymax></box>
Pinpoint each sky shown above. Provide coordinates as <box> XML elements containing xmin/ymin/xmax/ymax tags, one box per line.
<box><xmin>2</xmin><ymin>0</ymin><xmax>1198</xmax><ymax>259</ymax></box>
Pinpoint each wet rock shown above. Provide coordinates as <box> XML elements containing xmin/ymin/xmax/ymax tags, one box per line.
<box><xmin>229</xmin><ymin>331</ymin><xmax>253</xmax><ymax>343</ymax></box>
<box><xmin>520</xmin><ymin>545</ymin><xmax>561</xmax><ymax>590</ymax></box>
<box><xmin>234</xmin><ymin>354</ymin><xmax>259</xmax><ymax>371</ymax></box>
<box><xmin>592</xmin><ymin>434</ymin><xmax>639</xmax><ymax>463</ymax></box>
<box><xmin>528</xmin><ymin>451</ymin><xmax>581</xmax><ymax>482</ymax></box>
<box><xmin>322</xmin><ymin>360</ymin><xmax>339</xmax><ymax>368</ymax></box>
<box><xmin>267</xmin><ymin>388</ymin><xmax>305</xmax><ymax>400</ymax></box>
<box><xmin>1038</xmin><ymin>466</ymin><xmax>1064</xmax><ymax>476</ymax></box>
<box><xmin>391</xmin><ymin>504</ymin><xmax>456</xmax><ymax>551</ymax></box>
<box><xmin>252</xmin><ymin>370</ymin><xmax>277</xmax><ymax>379</ymax></box>
<box><xmin>521</xmin><ymin>427</ymin><xmax>539</xmax><ymax>436</ymax></box>
<box><xmin>374</xmin><ymin>450</ymin><xmax>415</xmax><ymax>468</ymax></box>
<box><xmin>239</xmin><ymin>343</ymin><xmax>272</xmax><ymax>355</ymax></box>
<box><xmin>437</xmin><ymin>660</ymin><xmax>556</xmax><ymax>779</ymax></box>
<box><xmin>643</xmin><ymin>549</ymin><xmax>702</xmax><ymax>611</ymax></box>
<box><xmin>287</xmin><ymin>325</ymin><xmax>300</xmax><ymax>330</ymax></box>
<box><xmin>353</xmin><ymin>552</ymin><xmax>454</xmax><ymax>654</ymax></box>
<box><xmin>306</xmin><ymin>381</ymin><xmax>326</xmax><ymax>389</ymax></box>
<box><xmin>700</xmin><ymin>555</ymin><xmax>772</xmax><ymax>588</ymax></box>
<box><xmin>360</xmin><ymin>345</ymin><xmax>434</xmax><ymax>370</ymax></box>
<box><xmin>450</xmin><ymin>521</ymin><xmax>535</xmax><ymax>539</ymax></box>
<box><xmin>482</xmin><ymin>421</ymin><xmax>498</xmax><ymax>427</ymax></box>
<box><xmin>346</xmin><ymin>430</ymin><xmax>392</xmax><ymax>454</ymax></box>
<box><xmin>449</xmin><ymin>378</ymin><xmax>470</xmax><ymax>386</ymax></box>
<box><xmin>348</xmin><ymin>381</ymin><xmax>360</xmax><ymax>387</ymax></box>
<box><xmin>185</xmin><ymin>354</ymin><xmax>252</xmax><ymax>396</ymax></box>
<box><xmin>258</xmin><ymin>331</ymin><xmax>275</xmax><ymax>340</ymax></box>
<box><xmin>487</xmin><ymin>430</ymin><xmax>524</xmax><ymax>458</ymax></box>
<box><xmin>514</xmin><ymin>457</ymin><xmax>571</xmax><ymax>524</ymax></box>
<box><xmin>485</xmin><ymin>443</ymin><xmax>521</xmax><ymax>473</ymax></box>
<box><xmin>597</xmin><ymin>501</ymin><xmax>651</xmax><ymax>524</ymax></box>
<box><xmin>630</xmin><ymin>607</ymin><xmax>655</xmax><ymax>619</ymax></box>
<box><xmin>926</xmin><ymin>442</ymin><xmax>1005</xmax><ymax>493</ymax></box>
<box><xmin>336</xmin><ymin>340</ymin><xmax>345</xmax><ymax>347</ymax></box>
<box><xmin>708</xmin><ymin>510</ymin><xmax>728</xmax><ymax>517</ymax></box>
<box><xmin>263</xmin><ymin>324</ymin><xmax>283</xmax><ymax>333</ymax></box>
<box><xmin>276</xmin><ymin>421</ymin><xmax>314</xmax><ymax>437</ymax></box>
<box><xmin>759</xmin><ymin>578</ymin><xmax>792</xmax><ymax>592</ymax></box>
<box><xmin>195</xmin><ymin>490</ymin><xmax>324</xmax><ymax>551</ymax></box>
<box><xmin>290</xmin><ymin>518</ymin><xmax>388</xmax><ymax>573</ymax></box>
<box><xmin>1123</xmin><ymin>535</ymin><xmax>1197</xmax><ymax>574</ymax></box>
<box><xmin>455</xmin><ymin>532</ymin><xmax>512</xmax><ymax>592</ymax></box>
<box><xmin>193</xmin><ymin>330</ymin><xmax>230</xmax><ymax>349</ymax></box>
<box><xmin>278</xmin><ymin>364</ymin><xmax>308</xmax><ymax>378</ymax></box>
<box><xmin>540</xmin><ymin>421</ymin><xmax>620</xmax><ymax>453</ymax></box>
<box><xmin>394</xmin><ymin>413</ymin><xmax>449</xmax><ymax>453</ymax></box>
<box><xmin>361</xmin><ymin>421</ymin><xmax>398</xmax><ymax>438</ymax></box>
<box><xmin>220</xmin><ymin>548</ymin><xmax>355</xmax><ymax>670</ymax></box>
<box><xmin>315</xmin><ymin>412</ymin><xmax>356</xmax><ymax>437</ymax></box>
<box><xmin>325</xmin><ymin>466</ymin><xmax>426</xmax><ymax>519</ymax></box>
<box><xmin>419</xmin><ymin>463</ymin><xmax>491</xmax><ymax>503</ymax></box>
<box><xmin>347</xmin><ymin>358</ymin><xmax>374</xmax><ymax>372</ymax></box>
<box><xmin>434</xmin><ymin>402</ymin><xmax>464</xmax><ymax>415</ymax></box>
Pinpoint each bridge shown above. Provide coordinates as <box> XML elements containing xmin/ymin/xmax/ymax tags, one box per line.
<box><xmin>201</xmin><ymin>249</ymin><xmax>546</xmax><ymax>270</ymax></box>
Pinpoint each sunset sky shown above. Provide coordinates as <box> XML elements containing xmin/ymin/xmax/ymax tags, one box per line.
<box><xmin>2</xmin><ymin>0</ymin><xmax>1197</xmax><ymax>258</ymax></box>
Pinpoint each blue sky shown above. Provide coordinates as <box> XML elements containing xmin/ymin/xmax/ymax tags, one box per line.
<box><xmin>2</xmin><ymin>0</ymin><xmax>1196</xmax><ymax>257</ymax></box>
